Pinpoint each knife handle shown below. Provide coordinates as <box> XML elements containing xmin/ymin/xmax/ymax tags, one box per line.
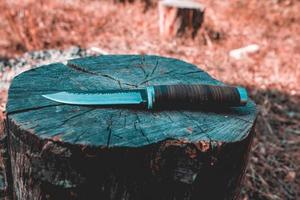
<box><xmin>146</xmin><ymin>84</ymin><xmax>247</xmax><ymax>109</ymax></box>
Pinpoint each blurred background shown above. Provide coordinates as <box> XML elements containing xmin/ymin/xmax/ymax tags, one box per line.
<box><xmin>0</xmin><ymin>0</ymin><xmax>299</xmax><ymax>199</ymax></box>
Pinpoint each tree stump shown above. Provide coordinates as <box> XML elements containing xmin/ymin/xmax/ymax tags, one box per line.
<box><xmin>4</xmin><ymin>55</ymin><xmax>256</xmax><ymax>200</ymax></box>
<box><xmin>159</xmin><ymin>0</ymin><xmax>205</xmax><ymax>38</ymax></box>
<box><xmin>114</xmin><ymin>0</ymin><xmax>134</xmax><ymax>3</ymax></box>
<box><xmin>114</xmin><ymin>0</ymin><xmax>152</xmax><ymax>10</ymax></box>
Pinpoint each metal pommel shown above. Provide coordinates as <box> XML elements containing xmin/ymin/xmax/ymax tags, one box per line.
<box><xmin>146</xmin><ymin>86</ymin><xmax>155</xmax><ymax>109</ymax></box>
<box><xmin>237</xmin><ymin>87</ymin><xmax>248</xmax><ymax>106</ymax></box>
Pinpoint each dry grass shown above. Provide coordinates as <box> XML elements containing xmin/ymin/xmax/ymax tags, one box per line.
<box><xmin>243</xmin><ymin>89</ymin><xmax>300</xmax><ymax>199</ymax></box>
<box><xmin>0</xmin><ymin>0</ymin><xmax>115</xmax><ymax>54</ymax></box>
<box><xmin>2</xmin><ymin>0</ymin><xmax>298</xmax><ymax>93</ymax></box>
<box><xmin>0</xmin><ymin>0</ymin><xmax>299</xmax><ymax>199</ymax></box>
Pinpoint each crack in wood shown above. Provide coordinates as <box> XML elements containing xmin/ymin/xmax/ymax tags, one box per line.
<box><xmin>60</xmin><ymin>109</ymin><xmax>94</xmax><ymax>127</ymax></box>
<box><xmin>181</xmin><ymin>112</ymin><xmax>211</xmax><ymax>140</ymax></box>
<box><xmin>138</xmin><ymin>69</ymin><xmax>178</xmax><ymax>85</ymax></box>
<box><xmin>67</xmin><ymin>62</ymin><xmax>98</xmax><ymax>75</ymax></box>
<box><xmin>7</xmin><ymin>104</ymin><xmax>63</xmax><ymax>116</ymax></box>
<box><xmin>122</xmin><ymin>112</ymin><xmax>127</xmax><ymax>128</ymax></box>
<box><xmin>136</xmin><ymin>55</ymin><xmax>147</xmax><ymax>76</ymax></box>
<box><xmin>148</xmin><ymin>58</ymin><xmax>159</xmax><ymax>78</ymax></box>
<box><xmin>93</xmin><ymin>72</ymin><xmax>138</xmax><ymax>89</ymax></box>
<box><xmin>133</xmin><ymin>112</ymin><xmax>150</xmax><ymax>144</ymax></box>
<box><xmin>68</xmin><ymin>60</ymin><xmax>138</xmax><ymax>89</ymax></box>
<box><xmin>106</xmin><ymin>114</ymin><xmax>114</xmax><ymax>148</ymax></box>
<box><xmin>42</xmin><ymin>109</ymin><xmax>97</xmax><ymax>140</ymax></box>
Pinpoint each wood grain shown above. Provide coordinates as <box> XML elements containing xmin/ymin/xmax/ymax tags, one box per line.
<box><xmin>4</xmin><ymin>55</ymin><xmax>257</xmax><ymax>199</ymax></box>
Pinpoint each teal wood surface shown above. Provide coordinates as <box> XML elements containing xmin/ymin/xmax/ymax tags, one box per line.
<box><xmin>4</xmin><ymin>55</ymin><xmax>257</xmax><ymax>200</ymax></box>
<box><xmin>7</xmin><ymin>55</ymin><xmax>256</xmax><ymax>147</ymax></box>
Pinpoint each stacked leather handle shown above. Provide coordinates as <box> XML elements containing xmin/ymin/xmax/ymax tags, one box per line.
<box><xmin>151</xmin><ymin>84</ymin><xmax>247</xmax><ymax>109</ymax></box>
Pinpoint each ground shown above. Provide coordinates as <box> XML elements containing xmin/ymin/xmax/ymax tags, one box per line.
<box><xmin>0</xmin><ymin>0</ymin><xmax>299</xmax><ymax>199</ymax></box>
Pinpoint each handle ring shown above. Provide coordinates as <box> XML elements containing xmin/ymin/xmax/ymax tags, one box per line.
<box><xmin>237</xmin><ymin>87</ymin><xmax>248</xmax><ymax>105</ymax></box>
<box><xmin>146</xmin><ymin>86</ymin><xmax>155</xmax><ymax>109</ymax></box>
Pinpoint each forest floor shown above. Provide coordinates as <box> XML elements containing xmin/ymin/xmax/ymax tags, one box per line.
<box><xmin>0</xmin><ymin>0</ymin><xmax>299</xmax><ymax>199</ymax></box>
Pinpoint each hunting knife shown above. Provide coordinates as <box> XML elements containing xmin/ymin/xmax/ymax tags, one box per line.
<box><xmin>42</xmin><ymin>84</ymin><xmax>248</xmax><ymax>109</ymax></box>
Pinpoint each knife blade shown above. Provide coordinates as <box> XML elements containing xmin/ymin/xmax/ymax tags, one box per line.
<box><xmin>42</xmin><ymin>84</ymin><xmax>248</xmax><ymax>109</ymax></box>
<box><xmin>43</xmin><ymin>91</ymin><xmax>144</xmax><ymax>105</ymax></box>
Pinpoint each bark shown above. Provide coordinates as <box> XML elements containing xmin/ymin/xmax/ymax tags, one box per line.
<box><xmin>4</xmin><ymin>55</ymin><xmax>257</xmax><ymax>199</ymax></box>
